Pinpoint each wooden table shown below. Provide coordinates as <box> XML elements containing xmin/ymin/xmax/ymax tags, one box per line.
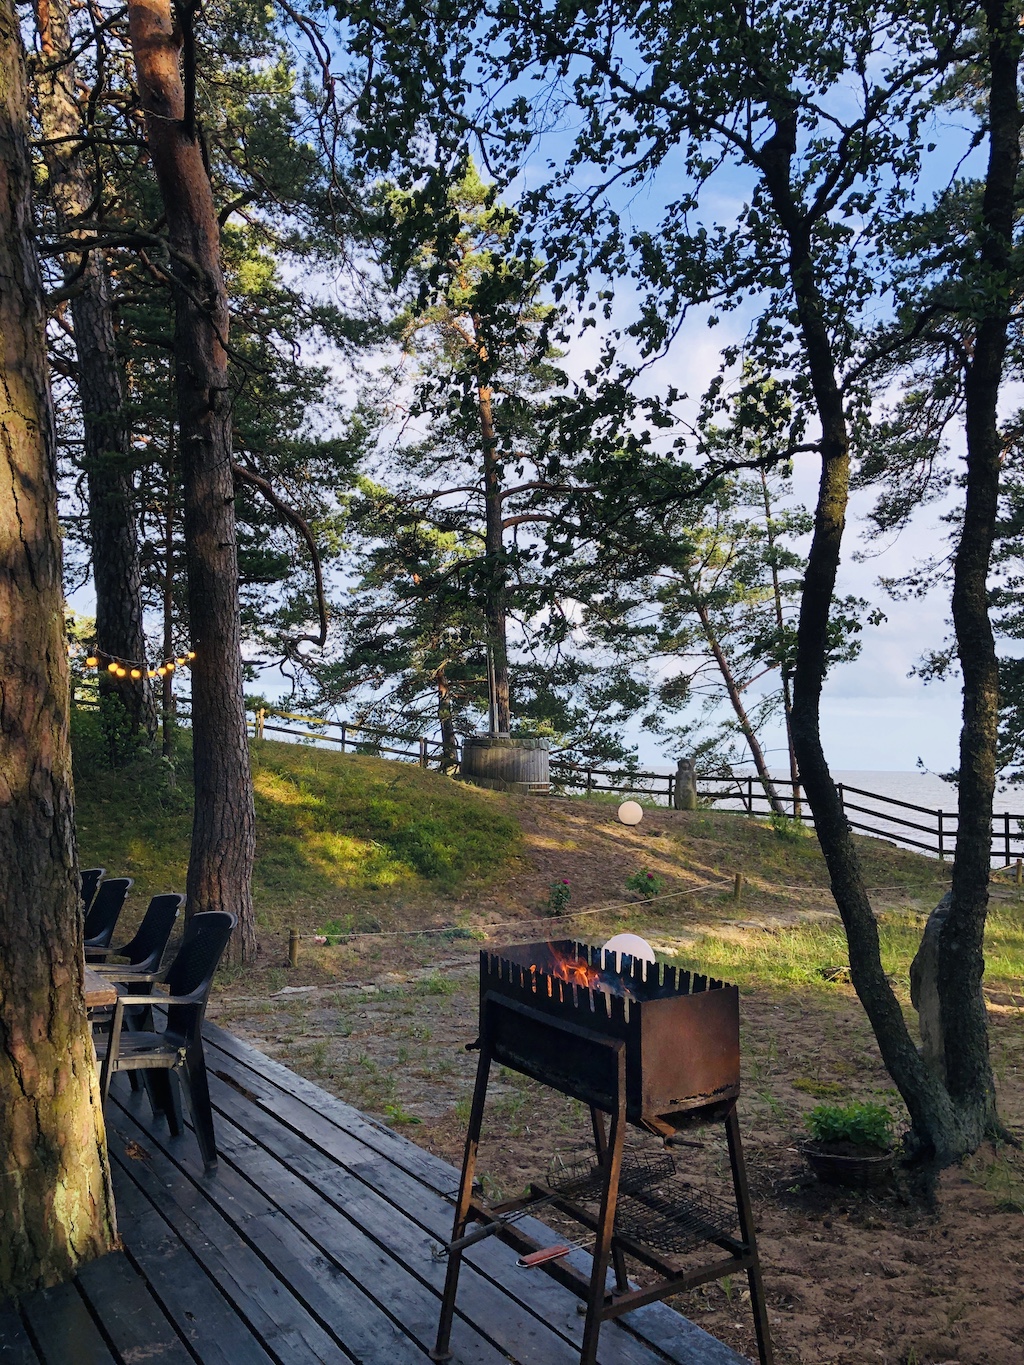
<box><xmin>84</xmin><ymin>966</ymin><xmax>117</xmax><ymax>1008</ymax></box>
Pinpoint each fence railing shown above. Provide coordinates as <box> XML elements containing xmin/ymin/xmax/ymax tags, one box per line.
<box><xmin>248</xmin><ymin>707</ymin><xmax>447</xmax><ymax>768</ymax></box>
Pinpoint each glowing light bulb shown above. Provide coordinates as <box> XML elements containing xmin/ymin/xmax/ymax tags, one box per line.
<box><xmin>86</xmin><ymin>656</ymin><xmax>98</xmax><ymax>667</ymax></box>
<box><xmin>148</xmin><ymin>670</ymin><xmax>157</xmax><ymax>679</ymax></box>
<box><xmin>157</xmin><ymin>666</ymin><xmax>167</xmax><ymax>677</ymax></box>
<box><xmin>130</xmin><ymin>668</ymin><xmax>142</xmax><ymax>679</ymax></box>
<box><xmin>166</xmin><ymin>662</ymin><xmax>175</xmax><ymax>673</ymax></box>
<box><xmin>107</xmin><ymin>661</ymin><xmax>119</xmax><ymax>674</ymax></box>
<box><xmin>187</xmin><ymin>651</ymin><xmax>196</xmax><ymax>660</ymax></box>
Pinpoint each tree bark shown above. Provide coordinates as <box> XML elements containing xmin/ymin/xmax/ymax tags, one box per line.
<box><xmin>32</xmin><ymin>0</ymin><xmax>155</xmax><ymax>739</ymax></box>
<box><xmin>687</xmin><ymin>578</ymin><xmax>787</xmax><ymax>815</ymax></box>
<box><xmin>478</xmin><ymin>380</ymin><xmax>511</xmax><ymax>733</ymax></box>
<box><xmin>760</xmin><ymin>469</ymin><xmax>800</xmax><ymax>815</ymax></box>
<box><xmin>760</xmin><ymin>115</ymin><xmax>964</xmax><ymax>1162</ymax></box>
<box><xmin>127</xmin><ymin>0</ymin><xmax>256</xmax><ymax>960</ymax></box>
<box><xmin>0</xmin><ymin>0</ymin><xmax>117</xmax><ymax>1293</ymax></box>
<box><xmin>935</xmin><ymin>0</ymin><xmax>1021</xmax><ymax>1145</ymax></box>
<box><xmin>436</xmin><ymin>670</ymin><xmax>459</xmax><ymax>770</ymax></box>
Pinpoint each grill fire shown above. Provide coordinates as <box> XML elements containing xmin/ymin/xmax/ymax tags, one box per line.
<box><xmin>431</xmin><ymin>940</ymin><xmax>774</xmax><ymax>1365</ymax></box>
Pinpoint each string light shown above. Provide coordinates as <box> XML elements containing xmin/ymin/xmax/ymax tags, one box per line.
<box><xmin>75</xmin><ymin>648</ymin><xmax>198</xmax><ymax>680</ymax></box>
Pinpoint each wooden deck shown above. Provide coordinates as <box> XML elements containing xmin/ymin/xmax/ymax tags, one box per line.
<box><xmin>0</xmin><ymin>1021</ymin><xmax>749</xmax><ymax>1364</ymax></box>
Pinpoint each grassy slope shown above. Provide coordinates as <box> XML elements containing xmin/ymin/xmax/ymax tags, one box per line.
<box><xmin>72</xmin><ymin>714</ymin><xmax>1024</xmax><ymax>994</ymax></box>
<box><xmin>74</xmin><ymin>715</ymin><xmax>520</xmax><ymax>943</ymax></box>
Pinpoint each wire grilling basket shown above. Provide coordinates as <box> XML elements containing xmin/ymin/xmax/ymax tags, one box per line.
<box><xmin>547</xmin><ymin>1148</ymin><xmax>735</xmax><ymax>1256</ymax></box>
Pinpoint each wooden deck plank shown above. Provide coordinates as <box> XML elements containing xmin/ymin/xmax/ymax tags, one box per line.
<box><xmin>206</xmin><ymin>1064</ymin><xmax>666</xmax><ymax>1365</ymax></box>
<box><xmin>110</xmin><ymin>1088</ymin><xmax>454</xmax><ymax>1365</ymax></box>
<box><xmin>0</xmin><ymin>1307</ymin><xmax>39</xmax><ymax>1365</ymax></box>
<box><xmin>108</xmin><ymin>1124</ymin><xmax>352</xmax><ymax>1359</ymax></box>
<box><xmin>117</xmin><ymin>1077</ymin><xmax>581</xmax><ymax>1365</ymax></box>
<box><xmin>110</xmin><ymin>1169</ymin><xmax>280</xmax><ymax>1365</ymax></box>
<box><xmin>205</xmin><ymin>1025</ymin><xmax>750</xmax><ymax>1365</ymax></box>
<box><xmin>208</xmin><ymin>1092</ymin><xmax>593</xmax><ymax>1365</ymax></box>
<box><xmin>19</xmin><ymin>1280</ymin><xmax>117</xmax><ymax>1365</ymax></box>
<box><xmin>208</xmin><ymin>1112</ymin><xmax>525</xmax><ymax>1365</ymax></box>
<box><xmin>205</xmin><ymin>1021</ymin><xmax>752</xmax><ymax>1365</ymax></box>
<box><xmin>75</xmin><ymin>1251</ymin><xmax>195</xmax><ymax>1365</ymax></box>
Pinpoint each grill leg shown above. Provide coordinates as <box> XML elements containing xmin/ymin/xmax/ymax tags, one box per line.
<box><xmin>590</xmin><ymin>1106</ymin><xmax>629</xmax><ymax>1295</ymax></box>
<box><xmin>725</xmin><ymin>1103</ymin><xmax>774</xmax><ymax>1365</ymax></box>
<box><xmin>431</xmin><ymin>1040</ymin><xmax>493</xmax><ymax>1362</ymax></box>
<box><xmin>580</xmin><ymin>1057</ymin><xmax>627</xmax><ymax>1365</ymax></box>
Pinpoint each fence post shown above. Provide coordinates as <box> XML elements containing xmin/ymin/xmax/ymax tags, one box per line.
<box><xmin>667</xmin><ymin>773</ymin><xmax>674</xmax><ymax>809</ymax></box>
<box><xmin>937</xmin><ymin>810</ymin><xmax>944</xmax><ymax>861</ymax></box>
<box><xmin>1005</xmin><ymin>811</ymin><xmax>1011</xmax><ymax>866</ymax></box>
<box><xmin>419</xmin><ymin>736</ymin><xmax>428</xmax><ymax>768</ymax></box>
<box><xmin>836</xmin><ymin>783</ymin><xmax>845</xmax><ymax>820</ymax></box>
<box><xmin>340</xmin><ymin>723</ymin><xmax>347</xmax><ymax>753</ymax></box>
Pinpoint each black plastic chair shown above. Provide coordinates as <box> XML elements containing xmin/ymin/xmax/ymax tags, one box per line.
<box><xmin>96</xmin><ymin>911</ymin><xmax>236</xmax><ymax>1173</ymax></box>
<box><xmin>80</xmin><ymin>868</ymin><xmax>105</xmax><ymax>915</ymax></box>
<box><xmin>86</xmin><ymin>893</ymin><xmax>184</xmax><ymax>972</ymax></box>
<box><xmin>83</xmin><ymin>877</ymin><xmax>133</xmax><ymax>951</ymax></box>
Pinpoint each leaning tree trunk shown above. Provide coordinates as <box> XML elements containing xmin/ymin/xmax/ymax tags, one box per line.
<box><xmin>32</xmin><ymin>0</ymin><xmax>155</xmax><ymax>740</ymax></box>
<box><xmin>934</xmin><ymin>0</ymin><xmax>1022</xmax><ymax>1148</ymax></box>
<box><xmin>687</xmin><ymin>576</ymin><xmax>787</xmax><ymax>816</ymax></box>
<box><xmin>759</xmin><ymin>116</ymin><xmax>966</xmax><ymax>1163</ymax></box>
<box><xmin>0</xmin><ymin>0</ymin><xmax>117</xmax><ymax>1293</ymax></box>
<box><xmin>127</xmin><ymin>0</ymin><xmax>256</xmax><ymax>960</ymax></box>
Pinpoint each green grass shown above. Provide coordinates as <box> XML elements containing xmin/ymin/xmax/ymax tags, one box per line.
<box><xmin>72</xmin><ymin>710</ymin><xmax>520</xmax><ymax>937</ymax></box>
<box><xmin>672</xmin><ymin>907</ymin><xmax>1024</xmax><ymax>992</ymax></box>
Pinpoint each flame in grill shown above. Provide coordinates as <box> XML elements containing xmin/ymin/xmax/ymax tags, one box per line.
<box><xmin>544</xmin><ymin>943</ymin><xmax>602</xmax><ymax>989</ymax></box>
<box><xmin>525</xmin><ymin>942</ymin><xmax>636</xmax><ymax>999</ymax></box>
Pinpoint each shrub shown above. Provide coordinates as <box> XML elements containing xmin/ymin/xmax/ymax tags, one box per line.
<box><xmin>804</xmin><ymin>1101</ymin><xmax>894</xmax><ymax>1151</ymax></box>
<box><xmin>547</xmin><ymin>879</ymin><xmax>572</xmax><ymax>915</ymax></box>
<box><xmin>626</xmin><ymin>869</ymin><xmax>665</xmax><ymax>899</ymax></box>
<box><xmin>768</xmin><ymin>812</ymin><xmax>807</xmax><ymax>842</ymax></box>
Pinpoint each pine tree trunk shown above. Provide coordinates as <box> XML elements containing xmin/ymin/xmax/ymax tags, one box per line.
<box><xmin>688</xmin><ymin>582</ymin><xmax>787</xmax><ymax>816</ymax></box>
<box><xmin>437</xmin><ymin>673</ymin><xmax>459</xmax><ymax>771</ymax></box>
<box><xmin>32</xmin><ymin>0</ymin><xmax>155</xmax><ymax>739</ymax></box>
<box><xmin>0</xmin><ymin>0</ymin><xmax>117</xmax><ymax>1292</ymax></box>
<box><xmin>478</xmin><ymin>382</ymin><xmax>511</xmax><ymax>734</ymax></box>
<box><xmin>760</xmin><ymin>117</ymin><xmax>965</xmax><ymax>1163</ymax></box>
<box><xmin>760</xmin><ymin>470</ymin><xmax>800</xmax><ymax>815</ymax></box>
<box><xmin>127</xmin><ymin>0</ymin><xmax>256</xmax><ymax>960</ymax></box>
<box><xmin>936</xmin><ymin>0</ymin><xmax>1021</xmax><ymax>1146</ymax></box>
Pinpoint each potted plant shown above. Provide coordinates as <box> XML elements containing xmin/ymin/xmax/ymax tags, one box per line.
<box><xmin>801</xmin><ymin>1101</ymin><xmax>896</xmax><ymax>1188</ymax></box>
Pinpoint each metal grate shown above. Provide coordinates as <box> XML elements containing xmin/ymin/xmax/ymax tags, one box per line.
<box><xmin>548</xmin><ymin>1149</ymin><xmax>676</xmax><ymax>1201</ymax></box>
<box><xmin>548</xmin><ymin>1150</ymin><xmax>733</xmax><ymax>1256</ymax></box>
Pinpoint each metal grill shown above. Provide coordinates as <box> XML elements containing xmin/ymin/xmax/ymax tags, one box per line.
<box><xmin>548</xmin><ymin>1150</ymin><xmax>733</xmax><ymax>1256</ymax></box>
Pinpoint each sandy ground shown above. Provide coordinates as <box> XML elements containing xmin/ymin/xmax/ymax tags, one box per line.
<box><xmin>211</xmin><ymin>798</ymin><xmax>1024</xmax><ymax>1365</ymax></box>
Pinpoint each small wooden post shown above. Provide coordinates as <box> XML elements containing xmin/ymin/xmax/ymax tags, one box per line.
<box><xmin>419</xmin><ymin>736</ymin><xmax>428</xmax><ymax>768</ymax></box>
<box><xmin>733</xmin><ymin>872</ymin><xmax>743</xmax><ymax>905</ymax></box>
<box><xmin>937</xmin><ymin>810</ymin><xmax>944</xmax><ymax>861</ymax></box>
<box><xmin>340</xmin><ymin>723</ymin><xmax>347</xmax><ymax>753</ymax></box>
<box><xmin>1015</xmin><ymin>857</ymin><xmax>1022</xmax><ymax>887</ymax></box>
<box><xmin>257</xmin><ymin>706</ymin><xmax>266</xmax><ymax>740</ymax></box>
<box><xmin>288</xmin><ymin>928</ymin><xmax>299</xmax><ymax>968</ymax></box>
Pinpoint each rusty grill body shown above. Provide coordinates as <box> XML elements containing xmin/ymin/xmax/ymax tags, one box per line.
<box><xmin>432</xmin><ymin>942</ymin><xmax>773</xmax><ymax>1365</ymax></box>
<box><xmin>482</xmin><ymin>940</ymin><xmax>740</xmax><ymax>1133</ymax></box>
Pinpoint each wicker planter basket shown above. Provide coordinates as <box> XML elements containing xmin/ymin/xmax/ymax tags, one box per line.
<box><xmin>801</xmin><ymin>1141</ymin><xmax>895</xmax><ymax>1189</ymax></box>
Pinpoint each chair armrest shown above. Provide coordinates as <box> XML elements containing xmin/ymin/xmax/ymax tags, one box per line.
<box><xmin>93</xmin><ymin>967</ymin><xmax>164</xmax><ymax>981</ymax></box>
